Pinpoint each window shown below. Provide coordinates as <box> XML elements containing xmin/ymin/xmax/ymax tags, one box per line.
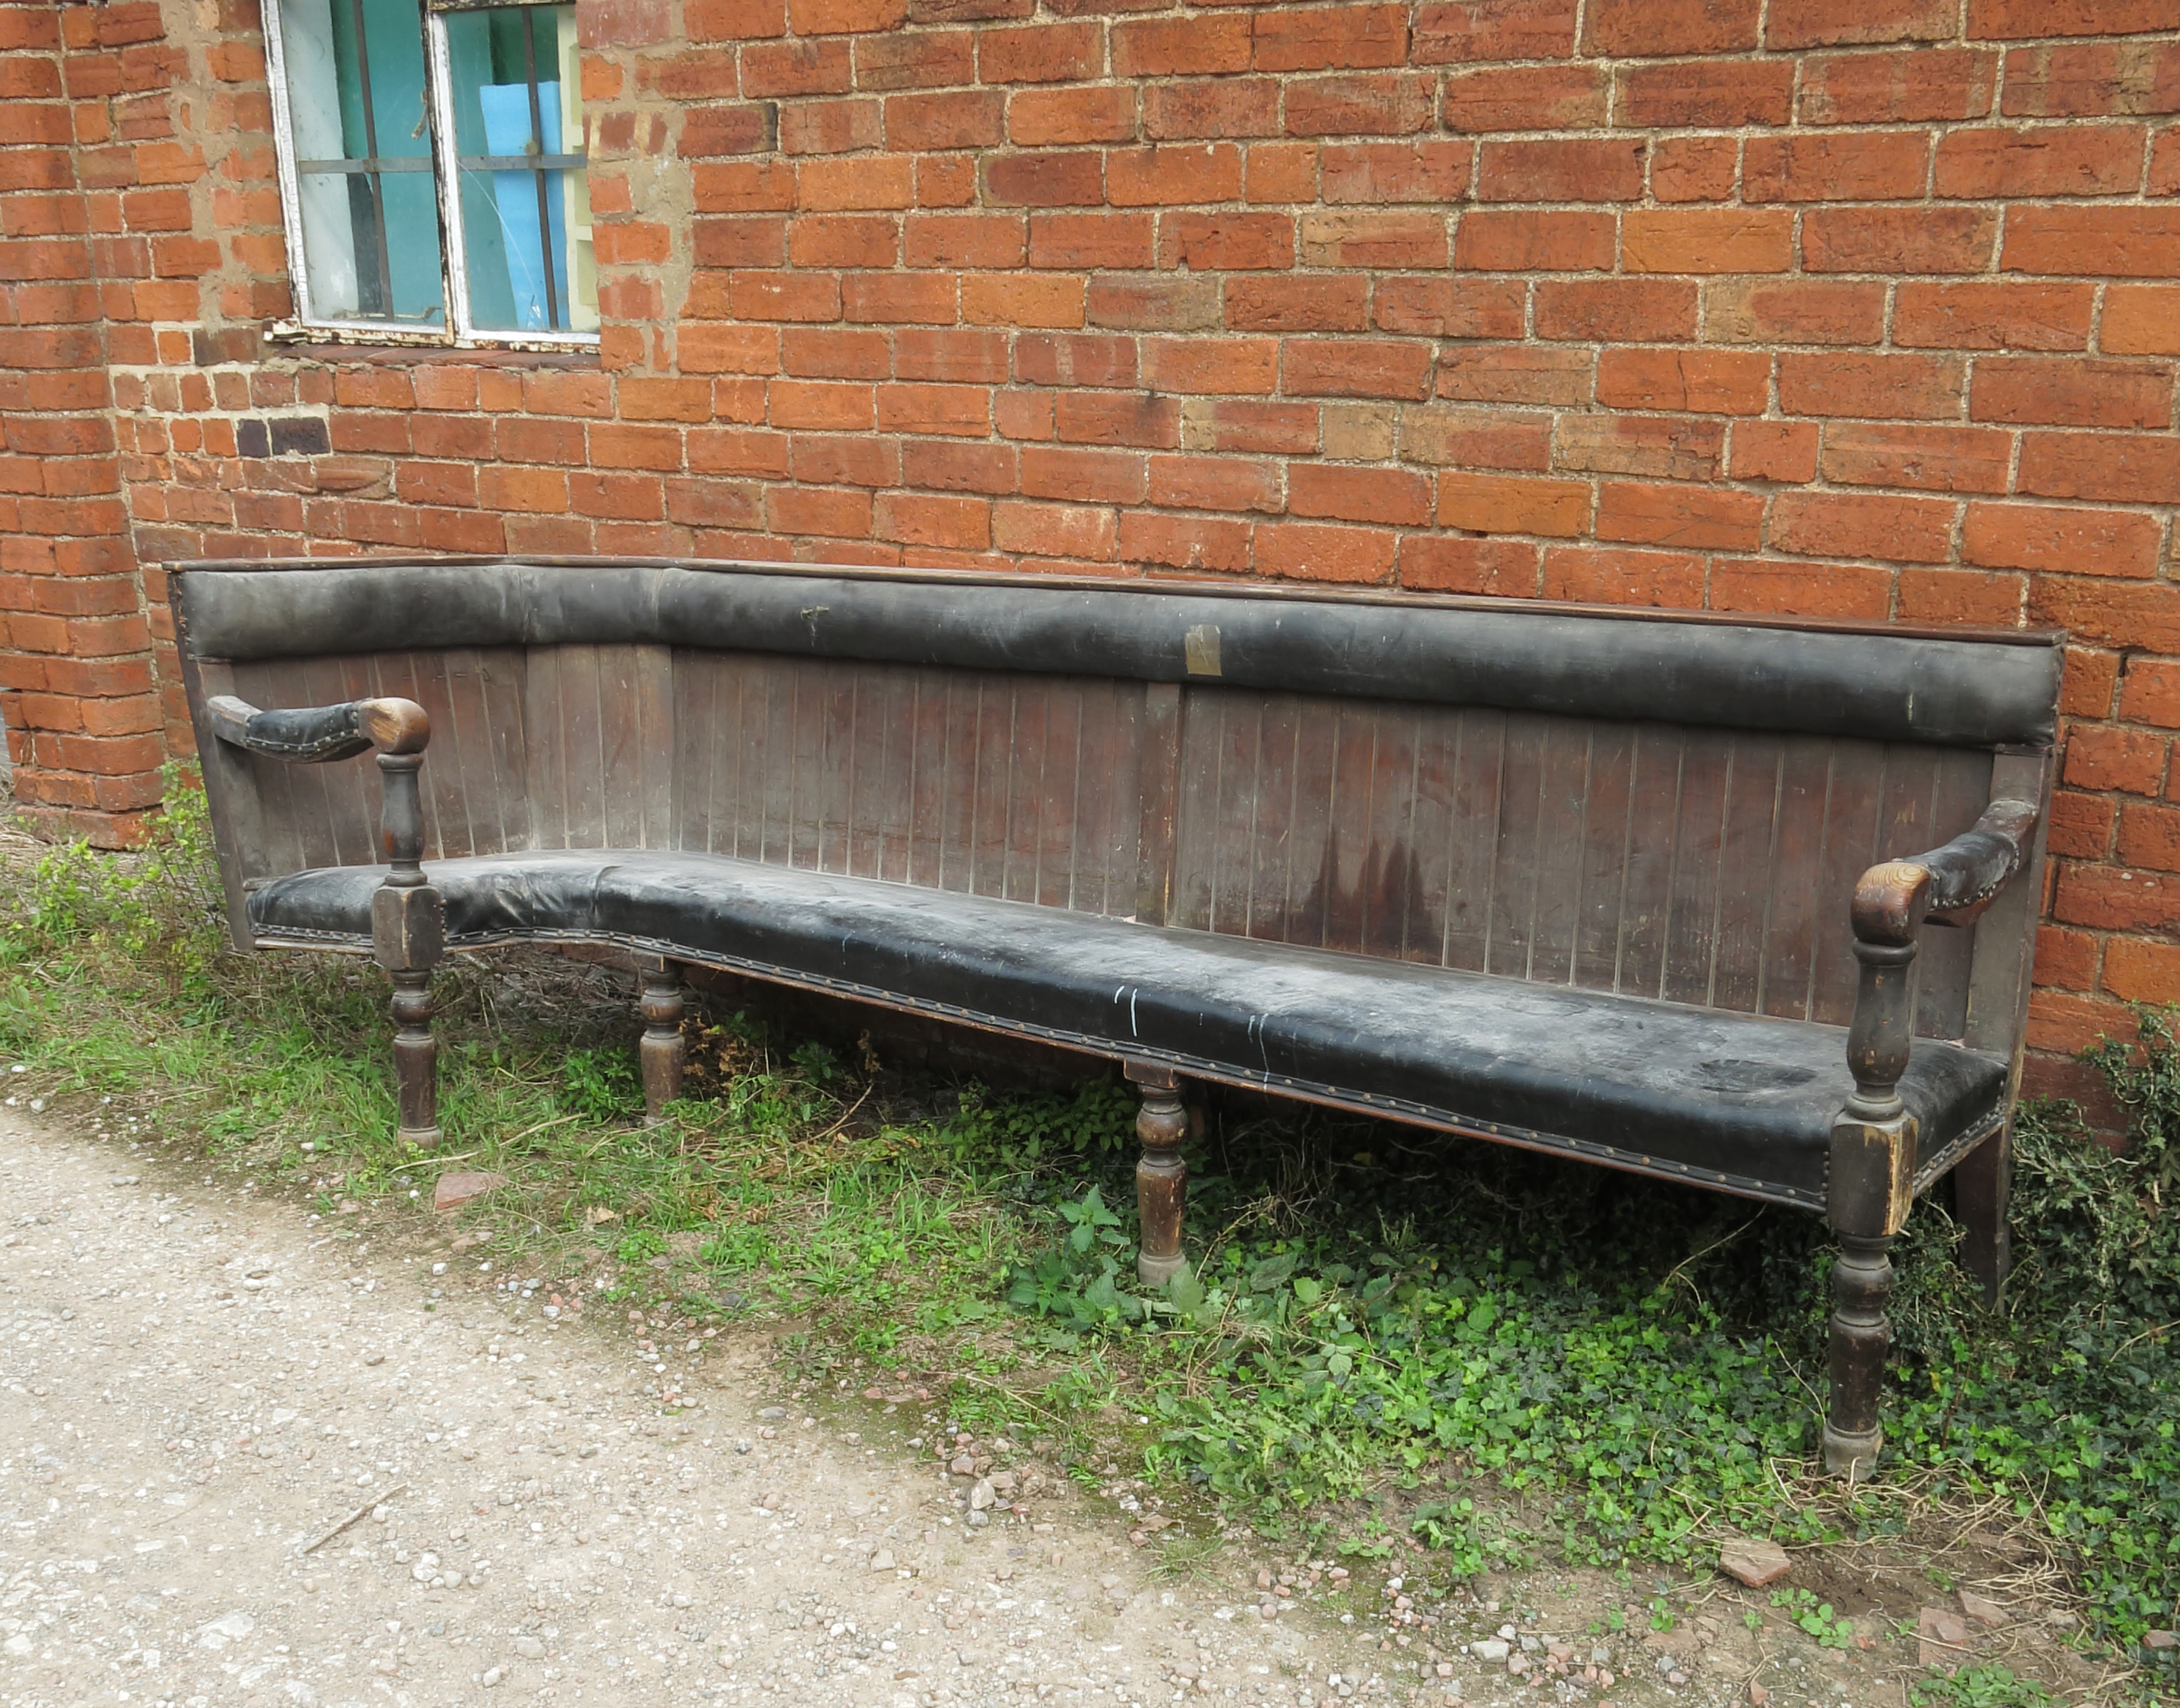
<box><xmin>262</xmin><ymin>0</ymin><xmax>599</xmax><ymax>350</ymax></box>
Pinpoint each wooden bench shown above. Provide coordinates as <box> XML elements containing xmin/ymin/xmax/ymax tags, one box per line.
<box><xmin>172</xmin><ymin>557</ymin><xmax>2061</xmax><ymax>1473</ymax></box>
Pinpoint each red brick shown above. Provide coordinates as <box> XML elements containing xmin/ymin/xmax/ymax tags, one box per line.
<box><xmin>1969</xmin><ymin>0</ymin><xmax>2180</xmax><ymax>39</ymax></box>
<box><xmin>1776</xmin><ymin>352</ymin><xmax>1964</xmax><ymax>419</ymax></box>
<box><xmin>1033</xmin><ymin>212</ymin><xmax>1155</xmax><ymax>270</ymax></box>
<box><xmin>1744</xmin><ymin>132</ymin><xmax>1931</xmax><ymax>203</ymax></box>
<box><xmin>1086</xmin><ymin>275</ymin><xmax>1220</xmax><ymax>330</ymax></box>
<box><xmin>1964</xmin><ymin>501</ymin><xmax>2165</xmax><ymax>576</ymax></box>
<box><xmin>2002</xmin><ymin>42</ymin><xmax>2180</xmax><ymax>120</ymax></box>
<box><xmin>2033</xmin><ymin>579</ymin><xmax>2180</xmax><ymax>654</ymax></box>
<box><xmin>905</xmin><ymin>213</ymin><xmax>1024</xmax><ymax>269</ymax></box>
<box><xmin>1019</xmin><ymin>446</ymin><xmax>1145</xmax><ymax>504</ymax></box>
<box><xmin>1189</xmin><ymin>401</ymin><xmax>1320</xmax><ymax>455</ymax></box>
<box><xmin>1112</xmin><ymin>15</ymin><xmax>1250</xmax><ymax>77</ymax></box>
<box><xmin>1118</xmin><ymin>512</ymin><xmax>1254</xmax><ymax>574</ymax></box>
<box><xmin>1540</xmin><ymin>546</ymin><xmax>1704</xmax><ymax>609</ymax></box>
<box><xmin>1397</xmin><ymin>535</ymin><xmax>1541</xmax><ymax>595</ymax></box>
<box><xmin>1320</xmin><ymin>141</ymin><xmax>1472</xmax><ymax>205</ymax></box>
<box><xmin>1711</xmin><ymin>557</ymin><xmax>1892</xmax><ymax>619</ymax></box>
<box><xmin>800</xmin><ymin>154</ymin><xmax>917</xmax><ymax>210</ymax></box>
<box><xmin>1281</xmin><ymin>339</ymin><xmax>1434</xmax><ymax>399</ymax></box>
<box><xmin>766</xmin><ymin>485</ymin><xmax>873</xmax><ymax>538</ymax></box>
<box><xmin>2047</xmin><ymin>789</ymin><xmax>2115</xmax><ymax>858</ymax></box>
<box><xmin>984</xmin><ymin>153</ymin><xmax>1102</xmax><ymax>207</ymax></box>
<box><xmin>1896</xmin><ymin>566</ymin><xmax>2025</xmax><ymax>625</ymax></box>
<box><xmin>2018</xmin><ymin>431</ymin><xmax>2180</xmax><ymax>505</ymax></box>
<box><xmin>979</xmin><ymin>22</ymin><xmax>1100</xmax><ymax>83</ymax></box>
<box><xmin>885</xmin><ymin>90</ymin><xmax>1005</xmax><ymax>152</ymax></box>
<box><xmin>992</xmin><ymin>499</ymin><xmax>1116</xmax><ymax>560</ymax></box>
<box><xmin>1452</xmin><ymin>209</ymin><xmax>1614</xmax><ymax>272</ymax></box>
<box><xmin>740</xmin><ymin>39</ymin><xmax>852</xmax><ymax>97</ymax></box>
<box><xmin>1148</xmin><ymin>455</ymin><xmax>1282</xmax><ymax>513</ymax></box>
<box><xmin>853</xmin><ymin>29</ymin><xmax>972</xmax><ymax>90</ymax></box>
<box><xmin>1438</xmin><ymin>346</ymin><xmax>1593</xmax><ymax>406</ymax></box>
<box><xmin>1704</xmin><ymin>280</ymin><xmax>1887</xmax><ymax>347</ymax></box>
<box><xmin>2005</xmin><ymin>208</ymin><xmax>2180</xmax><ymax>278</ymax></box>
<box><xmin>790</xmin><ymin>0</ymin><xmax>905</xmax><ymax>31</ymax></box>
<box><xmin>962</xmin><ymin>273</ymin><xmax>1085</xmax><ymax>328</ymax></box>
<box><xmin>1107</xmin><ymin>144</ymin><xmax>1244</xmax><ymax>207</ymax></box>
<box><xmin>1253</xmin><ymin>5</ymin><xmax>1409</xmax><ymax>72</ymax></box>
<box><xmin>1596</xmin><ymin>348</ymin><xmax>1769</xmax><ymax>414</ymax></box>
<box><xmin>2155</xmin><ymin>125</ymin><xmax>2180</xmax><ymax>194</ymax></box>
<box><xmin>903</xmin><ymin>439</ymin><xmax>1016</xmax><ymax>494</ymax></box>
<box><xmin>1228</xmin><ymin>276</ymin><xmax>1371</xmax><ymax>332</ymax></box>
<box><xmin>1617</xmin><ymin>61</ymin><xmax>1794</xmax><ymax>128</ymax></box>
<box><xmin>1533</xmin><ymin>279</ymin><xmax>1698</xmax><ymax>343</ymax></box>
<box><xmin>2067</xmin><ymin>726</ymin><xmax>2169</xmax><ymax>794</ymax></box>
<box><xmin>842</xmin><ymin>271</ymin><xmax>959</xmax><ymax>323</ymax></box>
<box><xmin>1298</xmin><ymin>211</ymin><xmax>1443</xmax><ymax>269</ymax></box>
<box><xmin>1142</xmin><ymin>337</ymin><xmax>1279</xmax><ymax>395</ymax></box>
<box><xmin>1012</xmin><ymin>86</ymin><xmax>1137</xmax><ymax>146</ymax></box>
<box><xmin>1729</xmin><ymin>420</ymin><xmax>1819</xmax><ymax>483</ymax></box>
<box><xmin>1399</xmin><ymin>405</ymin><xmax>1553</xmax><ymax>471</ymax></box>
<box><xmin>1478</xmin><ymin>138</ymin><xmax>1643</xmax><ymax>203</ymax></box>
<box><xmin>1894</xmin><ymin>282</ymin><xmax>2096</xmax><ymax>351</ymax></box>
<box><xmin>1650</xmin><ymin>136</ymin><xmax>1738</xmax><ymax>204</ymax></box>
<box><xmin>1768</xmin><ymin>0</ymin><xmax>1957</xmax><ymax>47</ymax></box>
<box><xmin>1936</xmin><ymin>125</ymin><xmax>2146</xmax><ymax>198</ymax></box>
<box><xmin>2122</xmin><ymin>659</ymin><xmax>2180</xmax><ymax>727</ymax></box>
<box><xmin>877</xmin><ymin>382</ymin><xmax>992</xmax><ymax>436</ymax></box>
<box><xmin>1596</xmin><ymin>482</ymin><xmax>1763</xmax><ymax>552</ymax></box>
<box><xmin>1820</xmin><ymin>423</ymin><xmax>2012</xmax><ymax>493</ymax></box>
<box><xmin>788</xmin><ymin>216</ymin><xmax>900</xmax><ymax>270</ymax></box>
<box><xmin>1801</xmin><ymin>49</ymin><xmax>1997</xmax><ymax>125</ymax></box>
<box><xmin>1164</xmin><ymin>211</ymin><xmax>1296</xmax><ymax>270</ymax></box>
<box><xmin>1371</xmin><ymin>277</ymin><xmax>1524</xmax><ymax>338</ymax></box>
<box><xmin>1556</xmin><ymin>418</ymin><xmax>1723</xmax><ymax>481</ymax></box>
<box><xmin>1289</xmin><ymin>463</ymin><xmax>1432</xmax><ymax>525</ymax></box>
<box><xmin>2025</xmin><ymin>988</ymin><xmax>2134</xmax><ymax>1056</ymax></box>
<box><xmin>1974</xmin><ymin>357</ymin><xmax>2173</xmax><ymax>430</ymax></box>
<box><xmin>876</xmin><ymin>491</ymin><xmax>989</xmax><ymax>550</ymax></box>
<box><xmin>1622</xmin><ymin>209</ymin><xmax>1793</xmax><ymax>275</ymax></box>
<box><xmin>1412</xmin><ymin>0</ymin><xmax>1577</xmax><ymax>66</ymax></box>
<box><xmin>1770</xmin><ymin>490</ymin><xmax>1956</xmax><ymax>563</ymax></box>
<box><xmin>1056</xmin><ymin>391</ymin><xmax>1180</xmax><ymax>447</ymax></box>
<box><xmin>1803</xmin><ymin>207</ymin><xmax>1999</xmax><ymax>275</ymax></box>
<box><xmin>2105</xmin><ymin>286</ymin><xmax>2180</xmax><ymax>356</ymax></box>
<box><xmin>1246</xmin><ymin>141</ymin><xmax>1320</xmax><ymax>203</ymax></box>
<box><xmin>1584</xmin><ymin>0</ymin><xmax>1755</xmax><ymax>53</ymax></box>
<box><xmin>1436</xmin><ymin>471</ymin><xmax>1588</xmax><ymax>537</ymax></box>
<box><xmin>2104</xmin><ymin>938</ymin><xmax>2180</xmax><ymax>1008</ymax></box>
<box><xmin>692</xmin><ymin>160</ymin><xmax>798</xmax><ymax>212</ymax></box>
<box><xmin>2117</xmin><ymin>802</ymin><xmax>2180</xmax><ymax>871</ymax></box>
<box><xmin>1440</xmin><ymin>66</ymin><xmax>1607</xmax><ymax>133</ymax></box>
<box><xmin>1286</xmin><ymin>74</ymin><xmax>1435</xmax><ymax>137</ymax></box>
<box><xmin>779</xmin><ymin>98</ymin><xmax>882</xmax><ymax>156</ymax></box>
<box><xmin>1254</xmin><ymin>521</ymin><xmax>1397</xmax><ymax>584</ymax></box>
<box><xmin>1142</xmin><ymin>79</ymin><xmax>1281</xmax><ymax>141</ymax></box>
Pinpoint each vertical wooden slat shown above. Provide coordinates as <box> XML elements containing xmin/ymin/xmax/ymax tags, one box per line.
<box><xmin>1486</xmin><ymin>713</ymin><xmax>1547</xmax><ymax>979</ymax></box>
<box><xmin>1525</xmin><ymin>721</ymin><xmax>1591</xmax><ymax>985</ymax></box>
<box><xmin>1808</xmin><ymin>743</ymin><xmax>1889</xmax><ymax>1025</ymax></box>
<box><xmin>1441</xmin><ymin>709</ymin><xmax>1502</xmax><ymax>972</ymax></box>
<box><xmin>1572</xmin><ymin>724</ymin><xmax>1636</xmax><ymax>992</ymax></box>
<box><xmin>1403</xmin><ymin>706</ymin><xmax>1459</xmax><ymax>965</ymax></box>
<box><xmin>1005</xmin><ymin>679</ymin><xmax>1048</xmax><ymax>903</ymax></box>
<box><xmin>1136</xmin><ymin>682</ymin><xmax>1185</xmax><ymax>925</ymax></box>
<box><xmin>1661</xmin><ymin>729</ymin><xmax>1734</xmax><ymax>1007</ymax></box>
<box><xmin>1709</xmin><ymin>736</ymin><xmax>1786</xmax><ymax>1014</ymax></box>
<box><xmin>1757</xmin><ymin>736</ymin><xmax>1835</xmax><ymax>1021</ymax></box>
<box><xmin>1244</xmin><ymin>694</ymin><xmax>1301</xmax><ymax>942</ymax></box>
<box><xmin>1320</xmin><ymin>706</ymin><xmax>1379</xmax><ymax>955</ymax></box>
<box><xmin>1616</xmin><ymin>726</ymin><xmax>1685</xmax><ymax>1000</ymax></box>
<box><xmin>1358</xmin><ymin>708</ymin><xmax>1422</xmax><ymax>962</ymax></box>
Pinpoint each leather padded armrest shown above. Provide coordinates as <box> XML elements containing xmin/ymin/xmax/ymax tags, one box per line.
<box><xmin>205</xmin><ymin>694</ymin><xmax>430</xmax><ymax>764</ymax></box>
<box><xmin>1851</xmin><ymin>798</ymin><xmax>2040</xmax><ymax>946</ymax></box>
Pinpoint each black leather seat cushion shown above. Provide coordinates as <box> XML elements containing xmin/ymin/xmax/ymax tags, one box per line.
<box><xmin>250</xmin><ymin>850</ymin><xmax>2007</xmax><ymax>1209</ymax></box>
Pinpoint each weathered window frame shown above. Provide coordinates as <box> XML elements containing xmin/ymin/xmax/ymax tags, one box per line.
<box><xmin>262</xmin><ymin>0</ymin><xmax>600</xmax><ymax>353</ymax></box>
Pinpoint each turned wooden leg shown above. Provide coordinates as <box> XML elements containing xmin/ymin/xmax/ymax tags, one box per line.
<box><xmin>390</xmin><ymin>968</ymin><xmax>442</xmax><ymax>1150</ymax></box>
<box><xmin>1953</xmin><ymin>1124</ymin><xmax>2012</xmax><ymax>1308</ymax></box>
<box><xmin>638</xmin><ymin>960</ymin><xmax>686</xmax><ymax>1124</ymax></box>
<box><xmin>1126</xmin><ymin>1061</ymin><xmax>1188</xmax><ymax>1286</ymax></box>
<box><xmin>1824</xmin><ymin>1231</ymin><xmax>1894</xmax><ymax>1478</ymax></box>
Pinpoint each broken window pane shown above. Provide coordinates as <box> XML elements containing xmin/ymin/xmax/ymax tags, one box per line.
<box><xmin>443</xmin><ymin>4</ymin><xmax>597</xmax><ymax>336</ymax></box>
<box><xmin>275</xmin><ymin>0</ymin><xmax>446</xmax><ymax>326</ymax></box>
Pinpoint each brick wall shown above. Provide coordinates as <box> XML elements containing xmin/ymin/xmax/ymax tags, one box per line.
<box><xmin>4</xmin><ymin>0</ymin><xmax>2180</xmax><ymax>1097</ymax></box>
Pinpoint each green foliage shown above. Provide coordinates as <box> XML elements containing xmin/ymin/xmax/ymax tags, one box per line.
<box><xmin>1910</xmin><ymin>1664</ymin><xmax>2056</xmax><ymax>1708</ymax></box>
<box><xmin>931</xmin><ymin>1079</ymin><xmax>1136</xmax><ymax>1175</ymax></box>
<box><xmin>560</xmin><ymin>1046</ymin><xmax>643</xmax><ymax>1122</ymax></box>
<box><xmin>1771</xmin><ymin>1587</ymin><xmax>1856</xmax><ymax>1649</ymax></box>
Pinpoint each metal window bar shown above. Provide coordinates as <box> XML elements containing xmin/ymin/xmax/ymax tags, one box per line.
<box><xmin>519</xmin><ymin>8</ymin><xmax>561</xmax><ymax>330</ymax></box>
<box><xmin>345</xmin><ymin>0</ymin><xmax>396</xmax><ymax>316</ymax></box>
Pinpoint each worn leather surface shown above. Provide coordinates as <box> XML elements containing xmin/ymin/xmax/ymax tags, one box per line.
<box><xmin>175</xmin><ymin>560</ymin><xmax>2063</xmax><ymax>749</ymax></box>
<box><xmin>250</xmin><ymin>849</ymin><xmax>2008</xmax><ymax>1207</ymax></box>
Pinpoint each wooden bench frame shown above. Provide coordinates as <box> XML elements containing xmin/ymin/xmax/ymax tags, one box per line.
<box><xmin>175</xmin><ymin>557</ymin><xmax>2062</xmax><ymax>1475</ymax></box>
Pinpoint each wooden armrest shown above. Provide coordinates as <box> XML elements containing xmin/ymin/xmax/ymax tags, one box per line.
<box><xmin>205</xmin><ymin>694</ymin><xmax>429</xmax><ymax>763</ymax></box>
<box><xmin>1850</xmin><ymin>799</ymin><xmax>2040</xmax><ymax>947</ymax></box>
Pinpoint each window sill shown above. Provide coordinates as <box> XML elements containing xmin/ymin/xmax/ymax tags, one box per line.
<box><xmin>265</xmin><ymin>321</ymin><xmax>600</xmax><ymax>367</ymax></box>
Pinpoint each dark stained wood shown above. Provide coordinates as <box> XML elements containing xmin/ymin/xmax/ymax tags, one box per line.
<box><xmin>1134</xmin><ymin>681</ymin><xmax>1183</xmax><ymax>927</ymax></box>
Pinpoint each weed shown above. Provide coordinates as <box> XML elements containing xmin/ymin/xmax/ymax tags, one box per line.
<box><xmin>1909</xmin><ymin>1664</ymin><xmax>2056</xmax><ymax>1708</ymax></box>
<box><xmin>1771</xmin><ymin>1587</ymin><xmax>1856</xmax><ymax>1649</ymax></box>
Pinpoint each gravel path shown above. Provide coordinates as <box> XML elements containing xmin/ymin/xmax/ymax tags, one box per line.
<box><xmin>0</xmin><ymin>1110</ymin><xmax>1470</xmax><ymax>1708</ymax></box>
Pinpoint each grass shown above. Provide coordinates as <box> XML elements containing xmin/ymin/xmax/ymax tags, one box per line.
<box><xmin>4</xmin><ymin>774</ymin><xmax>2179</xmax><ymax>1701</ymax></box>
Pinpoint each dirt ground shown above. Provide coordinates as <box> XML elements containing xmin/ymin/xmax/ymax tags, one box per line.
<box><xmin>0</xmin><ymin>1108</ymin><xmax>2122</xmax><ymax>1708</ymax></box>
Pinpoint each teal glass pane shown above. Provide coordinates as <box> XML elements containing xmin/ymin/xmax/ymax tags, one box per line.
<box><xmin>444</xmin><ymin>4</ymin><xmax>588</xmax><ymax>334</ymax></box>
<box><xmin>277</xmin><ymin>0</ymin><xmax>444</xmax><ymax>324</ymax></box>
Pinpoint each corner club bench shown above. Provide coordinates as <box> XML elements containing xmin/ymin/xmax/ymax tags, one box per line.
<box><xmin>171</xmin><ymin>557</ymin><xmax>2061</xmax><ymax>1473</ymax></box>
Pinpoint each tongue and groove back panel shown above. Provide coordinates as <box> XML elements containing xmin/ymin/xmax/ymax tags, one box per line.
<box><xmin>214</xmin><ymin>640</ymin><xmax>1992</xmax><ymax>1041</ymax></box>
